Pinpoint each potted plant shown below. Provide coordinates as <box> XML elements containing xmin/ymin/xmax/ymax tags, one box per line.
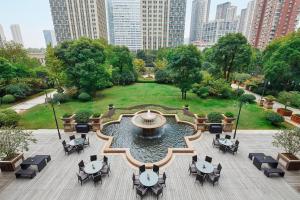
<box><xmin>0</xmin><ymin>127</ymin><xmax>36</xmax><ymax>171</ymax></box>
<box><xmin>223</xmin><ymin>112</ymin><xmax>235</xmax><ymax>123</ymax></box>
<box><xmin>74</xmin><ymin>110</ymin><xmax>93</xmax><ymax>133</ymax></box>
<box><xmin>207</xmin><ymin>112</ymin><xmax>223</xmax><ymax>133</ymax></box>
<box><xmin>264</xmin><ymin>95</ymin><xmax>276</xmax><ymax>109</ymax></box>
<box><xmin>277</xmin><ymin>91</ymin><xmax>293</xmax><ymax>116</ymax></box>
<box><xmin>265</xmin><ymin>112</ymin><xmax>284</xmax><ymax>126</ymax></box>
<box><xmin>108</xmin><ymin>104</ymin><xmax>114</xmax><ymax>110</ymax></box>
<box><xmin>184</xmin><ymin>104</ymin><xmax>189</xmax><ymax>110</ymax></box>
<box><xmin>291</xmin><ymin>114</ymin><xmax>300</xmax><ymax>124</ymax></box>
<box><xmin>61</xmin><ymin>113</ymin><xmax>75</xmax><ymax>132</ymax></box>
<box><xmin>196</xmin><ymin>112</ymin><xmax>207</xmax><ymax>123</ymax></box>
<box><xmin>90</xmin><ymin>112</ymin><xmax>102</xmax><ymax>131</ymax></box>
<box><xmin>273</xmin><ymin>128</ymin><xmax>300</xmax><ymax>170</ymax></box>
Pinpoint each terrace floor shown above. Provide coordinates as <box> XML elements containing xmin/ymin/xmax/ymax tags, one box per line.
<box><xmin>0</xmin><ymin>129</ymin><xmax>299</xmax><ymax>200</ymax></box>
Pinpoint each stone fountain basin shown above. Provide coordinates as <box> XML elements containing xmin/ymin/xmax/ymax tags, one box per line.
<box><xmin>131</xmin><ymin>111</ymin><xmax>167</xmax><ymax>129</ymax></box>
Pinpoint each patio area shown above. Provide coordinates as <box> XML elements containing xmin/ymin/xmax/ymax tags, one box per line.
<box><xmin>0</xmin><ymin>129</ymin><xmax>299</xmax><ymax>200</ymax></box>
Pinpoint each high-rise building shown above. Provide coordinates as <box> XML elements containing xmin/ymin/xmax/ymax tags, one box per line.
<box><xmin>43</xmin><ymin>30</ymin><xmax>57</xmax><ymax>47</ymax></box>
<box><xmin>10</xmin><ymin>24</ymin><xmax>23</xmax><ymax>45</ymax></box>
<box><xmin>107</xmin><ymin>0</ymin><xmax>115</xmax><ymax>44</ymax></box>
<box><xmin>202</xmin><ymin>20</ymin><xmax>239</xmax><ymax>44</ymax></box>
<box><xmin>49</xmin><ymin>0</ymin><xmax>107</xmax><ymax>43</ymax></box>
<box><xmin>141</xmin><ymin>0</ymin><xmax>187</xmax><ymax>50</ymax></box>
<box><xmin>249</xmin><ymin>0</ymin><xmax>278</xmax><ymax>49</ymax></box>
<box><xmin>275</xmin><ymin>0</ymin><xmax>300</xmax><ymax>38</ymax></box>
<box><xmin>244</xmin><ymin>0</ymin><xmax>256</xmax><ymax>41</ymax></box>
<box><xmin>238</xmin><ymin>8</ymin><xmax>247</xmax><ymax>33</ymax></box>
<box><xmin>216</xmin><ymin>2</ymin><xmax>231</xmax><ymax>20</ymax></box>
<box><xmin>226</xmin><ymin>6</ymin><xmax>237</xmax><ymax>21</ymax></box>
<box><xmin>189</xmin><ymin>0</ymin><xmax>211</xmax><ymax>43</ymax></box>
<box><xmin>107</xmin><ymin>0</ymin><xmax>142</xmax><ymax>51</ymax></box>
<box><xmin>0</xmin><ymin>24</ymin><xmax>6</xmax><ymax>47</ymax></box>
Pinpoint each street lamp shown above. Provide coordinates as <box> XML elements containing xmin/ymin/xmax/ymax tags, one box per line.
<box><xmin>233</xmin><ymin>100</ymin><xmax>243</xmax><ymax>139</ymax></box>
<box><xmin>49</xmin><ymin>96</ymin><xmax>61</xmax><ymax>140</ymax></box>
<box><xmin>259</xmin><ymin>80</ymin><xmax>270</xmax><ymax>104</ymax></box>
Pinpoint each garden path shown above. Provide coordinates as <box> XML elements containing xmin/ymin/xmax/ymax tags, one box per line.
<box><xmin>231</xmin><ymin>84</ymin><xmax>300</xmax><ymax>128</ymax></box>
<box><xmin>10</xmin><ymin>91</ymin><xmax>56</xmax><ymax>113</ymax></box>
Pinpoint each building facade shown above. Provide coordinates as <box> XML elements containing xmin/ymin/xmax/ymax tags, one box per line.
<box><xmin>216</xmin><ymin>2</ymin><xmax>231</xmax><ymax>20</ymax></box>
<box><xmin>49</xmin><ymin>0</ymin><xmax>107</xmax><ymax>43</ymax></box>
<box><xmin>244</xmin><ymin>0</ymin><xmax>256</xmax><ymax>41</ymax></box>
<box><xmin>141</xmin><ymin>0</ymin><xmax>187</xmax><ymax>50</ymax></box>
<box><xmin>275</xmin><ymin>0</ymin><xmax>300</xmax><ymax>38</ymax></box>
<box><xmin>107</xmin><ymin>0</ymin><xmax>142</xmax><ymax>51</ymax></box>
<box><xmin>189</xmin><ymin>0</ymin><xmax>211</xmax><ymax>43</ymax></box>
<box><xmin>43</xmin><ymin>30</ymin><xmax>57</xmax><ymax>47</ymax></box>
<box><xmin>238</xmin><ymin>8</ymin><xmax>247</xmax><ymax>33</ymax></box>
<box><xmin>10</xmin><ymin>24</ymin><xmax>23</xmax><ymax>45</ymax></box>
<box><xmin>0</xmin><ymin>24</ymin><xmax>6</xmax><ymax>47</ymax></box>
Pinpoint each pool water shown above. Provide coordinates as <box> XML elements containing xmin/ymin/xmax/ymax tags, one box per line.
<box><xmin>101</xmin><ymin>116</ymin><xmax>195</xmax><ymax>163</ymax></box>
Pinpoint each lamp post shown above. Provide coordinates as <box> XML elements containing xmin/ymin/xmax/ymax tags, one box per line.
<box><xmin>233</xmin><ymin>100</ymin><xmax>243</xmax><ymax>139</ymax></box>
<box><xmin>260</xmin><ymin>80</ymin><xmax>270</xmax><ymax>103</ymax></box>
<box><xmin>50</xmin><ymin>99</ymin><xmax>61</xmax><ymax>140</ymax></box>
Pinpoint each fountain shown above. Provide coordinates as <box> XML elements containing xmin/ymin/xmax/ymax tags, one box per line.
<box><xmin>131</xmin><ymin>110</ymin><xmax>167</xmax><ymax>136</ymax></box>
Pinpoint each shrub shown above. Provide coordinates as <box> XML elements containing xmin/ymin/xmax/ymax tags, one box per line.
<box><xmin>74</xmin><ymin>110</ymin><xmax>93</xmax><ymax>123</ymax></box>
<box><xmin>155</xmin><ymin>69</ymin><xmax>172</xmax><ymax>84</ymax></box>
<box><xmin>220</xmin><ymin>87</ymin><xmax>233</xmax><ymax>99</ymax></box>
<box><xmin>78</xmin><ymin>92</ymin><xmax>92</xmax><ymax>102</ymax></box>
<box><xmin>52</xmin><ymin>93</ymin><xmax>69</xmax><ymax>104</ymax></box>
<box><xmin>197</xmin><ymin>112</ymin><xmax>206</xmax><ymax>118</ymax></box>
<box><xmin>265</xmin><ymin>95</ymin><xmax>276</xmax><ymax>102</ymax></box>
<box><xmin>207</xmin><ymin>112</ymin><xmax>223</xmax><ymax>123</ymax></box>
<box><xmin>62</xmin><ymin>113</ymin><xmax>72</xmax><ymax>118</ymax></box>
<box><xmin>234</xmin><ymin>89</ymin><xmax>245</xmax><ymax>97</ymax></box>
<box><xmin>65</xmin><ymin>87</ymin><xmax>79</xmax><ymax>99</ymax></box>
<box><xmin>0</xmin><ymin>109</ymin><xmax>20</xmax><ymax>127</ymax></box>
<box><xmin>2</xmin><ymin>94</ymin><xmax>16</xmax><ymax>104</ymax></box>
<box><xmin>266</xmin><ymin>112</ymin><xmax>284</xmax><ymax>125</ymax></box>
<box><xmin>192</xmin><ymin>85</ymin><xmax>210</xmax><ymax>98</ymax></box>
<box><xmin>208</xmin><ymin>79</ymin><xmax>233</xmax><ymax>99</ymax></box>
<box><xmin>93</xmin><ymin>113</ymin><xmax>101</xmax><ymax>118</ymax></box>
<box><xmin>225</xmin><ymin>112</ymin><xmax>234</xmax><ymax>118</ymax></box>
<box><xmin>239</xmin><ymin>94</ymin><xmax>256</xmax><ymax>103</ymax></box>
<box><xmin>272</xmin><ymin>128</ymin><xmax>300</xmax><ymax>155</ymax></box>
<box><xmin>5</xmin><ymin>83</ymin><xmax>32</xmax><ymax>99</ymax></box>
<box><xmin>112</xmin><ymin>70</ymin><xmax>136</xmax><ymax>85</ymax></box>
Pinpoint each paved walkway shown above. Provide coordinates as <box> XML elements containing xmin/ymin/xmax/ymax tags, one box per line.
<box><xmin>10</xmin><ymin>91</ymin><xmax>56</xmax><ymax>113</ymax></box>
<box><xmin>232</xmin><ymin>84</ymin><xmax>300</xmax><ymax>128</ymax></box>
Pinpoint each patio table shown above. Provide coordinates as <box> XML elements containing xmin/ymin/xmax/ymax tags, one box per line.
<box><xmin>196</xmin><ymin>160</ymin><xmax>214</xmax><ymax>174</ymax></box>
<box><xmin>139</xmin><ymin>171</ymin><xmax>159</xmax><ymax>187</ymax></box>
<box><xmin>219</xmin><ymin>139</ymin><xmax>233</xmax><ymax>147</ymax></box>
<box><xmin>20</xmin><ymin>156</ymin><xmax>47</xmax><ymax>172</ymax></box>
<box><xmin>84</xmin><ymin>160</ymin><xmax>103</xmax><ymax>175</ymax></box>
<box><xmin>253</xmin><ymin>155</ymin><xmax>278</xmax><ymax>170</ymax></box>
<box><xmin>69</xmin><ymin>138</ymin><xmax>85</xmax><ymax>146</ymax></box>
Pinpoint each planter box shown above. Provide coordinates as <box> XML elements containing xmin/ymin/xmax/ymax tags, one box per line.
<box><xmin>61</xmin><ymin>114</ymin><xmax>75</xmax><ymax>132</ymax></box>
<box><xmin>222</xmin><ymin>120</ymin><xmax>234</xmax><ymax>132</ymax></box>
<box><xmin>89</xmin><ymin>115</ymin><xmax>102</xmax><ymax>132</ymax></box>
<box><xmin>195</xmin><ymin>115</ymin><xmax>207</xmax><ymax>124</ymax></box>
<box><xmin>291</xmin><ymin>114</ymin><xmax>300</xmax><ymax>124</ymax></box>
<box><xmin>277</xmin><ymin>108</ymin><xmax>293</xmax><ymax>117</ymax></box>
<box><xmin>277</xmin><ymin>153</ymin><xmax>300</xmax><ymax>171</ymax></box>
<box><xmin>0</xmin><ymin>153</ymin><xmax>24</xmax><ymax>172</ymax></box>
<box><xmin>75</xmin><ymin>123</ymin><xmax>89</xmax><ymax>133</ymax></box>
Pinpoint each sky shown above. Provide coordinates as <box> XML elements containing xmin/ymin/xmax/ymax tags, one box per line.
<box><xmin>0</xmin><ymin>0</ymin><xmax>249</xmax><ymax>48</ymax></box>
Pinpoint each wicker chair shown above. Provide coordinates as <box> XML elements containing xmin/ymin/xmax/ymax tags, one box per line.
<box><xmin>195</xmin><ymin>173</ymin><xmax>206</xmax><ymax>186</ymax></box>
<box><xmin>69</xmin><ymin>135</ymin><xmax>76</xmax><ymax>140</ymax></box>
<box><xmin>225</xmin><ymin>135</ymin><xmax>231</xmax><ymax>140</ymax></box>
<box><xmin>136</xmin><ymin>185</ymin><xmax>148</xmax><ymax>199</ymax></box>
<box><xmin>92</xmin><ymin>173</ymin><xmax>102</xmax><ymax>185</ymax></box>
<box><xmin>78</xmin><ymin>160</ymin><xmax>85</xmax><ymax>172</ymax></box>
<box><xmin>139</xmin><ymin>165</ymin><xmax>146</xmax><ymax>174</ymax></box>
<box><xmin>188</xmin><ymin>163</ymin><xmax>197</xmax><ymax>175</ymax></box>
<box><xmin>132</xmin><ymin>173</ymin><xmax>140</xmax><ymax>189</ymax></box>
<box><xmin>153</xmin><ymin>164</ymin><xmax>159</xmax><ymax>174</ymax></box>
<box><xmin>90</xmin><ymin>155</ymin><xmax>97</xmax><ymax>162</ymax></box>
<box><xmin>151</xmin><ymin>184</ymin><xmax>163</xmax><ymax>200</ymax></box>
<box><xmin>158</xmin><ymin>172</ymin><xmax>167</xmax><ymax>187</ymax></box>
<box><xmin>77</xmin><ymin>171</ymin><xmax>89</xmax><ymax>186</ymax></box>
<box><xmin>192</xmin><ymin>155</ymin><xmax>198</xmax><ymax>164</ymax></box>
<box><xmin>205</xmin><ymin>156</ymin><xmax>212</xmax><ymax>163</ymax></box>
<box><xmin>208</xmin><ymin>174</ymin><xmax>220</xmax><ymax>186</ymax></box>
<box><xmin>100</xmin><ymin>163</ymin><xmax>111</xmax><ymax>177</ymax></box>
<box><xmin>213</xmin><ymin>163</ymin><xmax>222</xmax><ymax>176</ymax></box>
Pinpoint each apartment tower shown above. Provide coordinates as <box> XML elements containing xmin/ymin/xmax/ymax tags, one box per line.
<box><xmin>10</xmin><ymin>24</ymin><xmax>23</xmax><ymax>45</ymax></box>
<box><xmin>43</xmin><ymin>30</ymin><xmax>57</xmax><ymax>47</ymax></box>
<box><xmin>141</xmin><ymin>0</ymin><xmax>187</xmax><ymax>50</ymax></box>
<box><xmin>0</xmin><ymin>24</ymin><xmax>6</xmax><ymax>47</ymax></box>
<box><xmin>49</xmin><ymin>0</ymin><xmax>107</xmax><ymax>43</ymax></box>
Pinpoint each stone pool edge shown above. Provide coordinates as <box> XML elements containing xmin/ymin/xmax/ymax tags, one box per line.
<box><xmin>96</xmin><ymin>110</ymin><xmax>202</xmax><ymax>169</ymax></box>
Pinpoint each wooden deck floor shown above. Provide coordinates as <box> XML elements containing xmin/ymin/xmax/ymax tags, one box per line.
<box><xmin>0</xmin><ymin>129</ymin><xmax>299</xmax><ymax>200</ymax></box>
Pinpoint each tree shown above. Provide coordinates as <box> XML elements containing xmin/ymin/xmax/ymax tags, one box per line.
<box><xmin>167</xmin><ymin>45</ymin><xmax>202</xmax><ymax>99</ymax></box>
<box><xmin>263</xmin><ymin>31</ymin><xmax>300</xmax><ymax>91</ymax></box>
<box><xmin>278</xmin><ymin>91</ymin><xmax>294</xmax><ymax>110</ymax></box>
<box><xmin>133</xmin><ymin>59</ymin><xmax>146</xmax><ymax>74</ymax></box>
<box><xmin>45</xmin><ymin>45</ymin><xmax>65</xmax><ymax>88</ymax></box>
<box><xmin>273</xmin><ymin>128</ymin><xmax>300</xmax><ymax>155</ymax></box>
<box><xmin>0</xmin><ymin>58</ymin><xmax>16</xmax><ymax>85</ymax></box>
<box><xmin>55</xmin><ymin>37</ymin><xmax>111</xmax><ymax>93</ymax></box>
<box><xmin>212</xmin><ymin>33</ymin><xmax>252</xmax><ymax>81</ymax></box>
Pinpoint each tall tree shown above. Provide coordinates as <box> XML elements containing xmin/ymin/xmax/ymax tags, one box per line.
<box><xmin>212</xmin><ymin>33</ymin><xmax>252</xmax><ymax>81</ymax></box>
<box><xmin>55</xmin><ymin>37</ymin><xmax>111</xmax><ymax>93</ymax></box>
<box><xmin>0</xmin><ymin>58</ymin><xmax>16</xmax><ymax>85</ymax></box>
<box><xmin>167</xmin><ymin>45</ymin><xmax>202</xmax><ymax>99</ymax></box>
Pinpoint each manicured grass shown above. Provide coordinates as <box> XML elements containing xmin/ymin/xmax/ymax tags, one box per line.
<box><xmin>19</xmin><ymin>83</ymin><xmax>290</xmax><ymax>129</ymax></box>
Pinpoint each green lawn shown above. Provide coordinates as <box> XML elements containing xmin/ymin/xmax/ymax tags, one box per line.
<box><xmin>19</xmin><ymin>83</ymin><xmax>290</xmax><ymax>129</ymax></box>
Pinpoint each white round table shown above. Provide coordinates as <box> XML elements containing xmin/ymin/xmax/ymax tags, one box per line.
<box><xmin>196</xmin><ymin>160</ymin><xmax>214</xmax><ymax>174</ymax></box>
<box><xmin>69</xmin><ymin>138</ymin><xmax>85</xmax><ymax>146</ymax></box>
<box><xmin>139</xmin><ymin>171</ymin><xmax>159</xmax><ymax>187</ymax></box>
<box><xmin>84</xmin><ymin>161</ymin><xmax>103</xmax><ymax>175</ymax></box>
<box><xmin>219</xmin><ymin>139</ymin><xmax>233</xmax><ymax>147</ymax></box>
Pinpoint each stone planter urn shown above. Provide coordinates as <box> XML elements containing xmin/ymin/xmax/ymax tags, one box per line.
<box><xmin>61</xmin><ymin>114</ymin><xmax>75</xmax><ymax>132</ymax></box>
<box><xmin>291</xmin><ymin>114</ymin><xmax>300</xmax><ymax>124</ymax></box>
<box><xmin>195</xmin><ymin>114</ymin><xmax>207</xmax><ymax>124</ymax></box>
<box><xmin>0</xmin><ymin>153</ymin><xmax>24</xmax><ymax>172</ymax></box>
<box><xmin>108</xmin><ymin>104</ymin><xmax>114</xmax><ymax>110</ymax></box>
<box><xmin>89</xmin><ymin>114</ymin><xmax>102</xmax><ymax>132</ymax></box>
<box><xmin>263</xmin><ymin>96</ymin><xmax>276</xmax><ymax>109</ymax></box>
<box><xmin>277</xmin><ymin>108</ymin><xmax>293</xmax><ymax>117</ymax></box>
<box><xmin>258</xmin><ymin>99</ymin><xmax>264</xmax><ymax>107</ymax></box>
<box><xmin>277</xmin><ymin>153</ymin><xmax>300</xmax><ymax>171</ymax></box>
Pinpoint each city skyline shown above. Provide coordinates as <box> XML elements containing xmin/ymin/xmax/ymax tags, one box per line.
<box><xmin>0</xmin><ymin>0</ymin><xmax>248</xmax><ymax>48</ymax></box>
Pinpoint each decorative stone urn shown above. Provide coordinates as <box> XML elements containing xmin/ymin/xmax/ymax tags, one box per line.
<box><xmin>0</xmin><ymin>153</ymin><xmax>24</xmax><ymax>172</ymax></box>
<box><xmin>61</xmin><ymin>114</ymin><xmax>75</xmax><ymax>132</ymax></box>
<box><xmin>89</xmin><ymin>114</ymin><xmax>102</xmax><ymax>132</ymax></box>
<box><xmin>263</xmin><ymin>98</ymin><xmax>275</xmax><ymax>109</ymax></box>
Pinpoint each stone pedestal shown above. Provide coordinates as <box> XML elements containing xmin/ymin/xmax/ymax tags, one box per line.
<box><xmin>223</xmin><ymin>122</ymin><xmax>234</xmax><ymax>132</ymax></box>
<box><xmin>62</xmin><ymin>115</ymin><xmax>75</xmax><ymax>132</ymax></box>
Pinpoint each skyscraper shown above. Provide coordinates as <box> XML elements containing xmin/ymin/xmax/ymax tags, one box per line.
<box><xmin>141</xmin><ymin>0</ymin><xmax>187</xmax><ymax>50</ymax></box>
<box><xmin>10</xmin><ymin>24</ymin><xmax>23</xmax><ymax>45</ymax></box>
<box><xmin>226</xmin><ymin>6</ymin><xmax>237</xmax><ymax>21</ymax></box>
<box><xmin>107</xmin><ymin>0</ymin><xmax>142</xmax><ymax>51</ymax></box>
<box><xmin>43</xmin><ymin>30</ymin><xmax>57</xmax><ymax>47</ymax></box>
<box><xmin>216</xmin><ymin>2</ymin><xmax>231</xmax><ymax>20</ymax></box>
<box><xmin>244</xmin><ymin>0</ymin><xmax>256</xmax><ymax>41</ymax></box>
<box><xmin>238</xmin><ymin>8</ymin><xmax>247</xmax><ymax>33</ymax></box>
<box><xmin>189</xmin><ymin>0</ymin><xmax>211</xmax><ymax>43</ymax></box>
<box><xmin>275</xmin><ymin>0</ymin><xmax>300</xmax><ymax>38</ymax></box>
<box><xmin>49</xmin><ymin>0</ymin><xmax>107</xmax><ymax>43</ymax></box>
<box><xmin>0</xmin><ymin>24</ymin><xmax>6</xmax><ymax>47</ymax></box>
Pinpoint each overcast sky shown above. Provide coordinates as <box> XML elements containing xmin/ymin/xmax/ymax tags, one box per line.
<box><xmin>0</xmin><ymin>0</ymin><xmax>249</xmax><ymax>48</ymax></box>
